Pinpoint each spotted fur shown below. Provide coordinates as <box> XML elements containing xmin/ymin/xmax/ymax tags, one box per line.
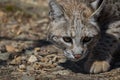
<box><xmin>47</xmin><ymin>0</ymin><xmax>120</xmax><ymax>73</ymax></box>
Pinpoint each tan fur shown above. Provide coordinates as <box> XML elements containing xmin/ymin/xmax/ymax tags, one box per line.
<box><xmin>48</xmin><ymin>0</ymin><xmax>120</xmax><ymax>74</ymax></box>
<box><xmin>57</xmin><ymin>0</ymin><xmax>93</xmax><ymax>19</ymax></box>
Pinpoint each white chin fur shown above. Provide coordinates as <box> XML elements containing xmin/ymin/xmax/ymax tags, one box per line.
<box><xmin>64</xmin><ymin>51</ymin><xmax>87</xmax><ymax>61</ymax></box>
<box><xmin>64</xmin><ymin>51</ymin><xmax>81</xmax><ymax>62</ymax></box>
<box><xmin>64</xmin><ymin>51</ymin><xmax>74</xmax><ymax>59</ymax></box>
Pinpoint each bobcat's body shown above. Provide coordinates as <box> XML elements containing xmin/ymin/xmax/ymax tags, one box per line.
<box><xmin>47</xmin><ymin>0</ymin><xmax>120</xmax><ymax>73</ymax></box>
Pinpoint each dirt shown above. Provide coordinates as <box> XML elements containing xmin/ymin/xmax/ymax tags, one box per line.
<box><xmin>0</xmin><ymin>0</ymin><xmax>120</xmax><ymax>80</ymax></box>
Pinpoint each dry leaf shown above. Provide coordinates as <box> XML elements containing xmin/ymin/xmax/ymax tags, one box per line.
<box><xmin>6</xmin><ymin>45</ymin><xmax>16</xmax><ymax>53</ymax></box>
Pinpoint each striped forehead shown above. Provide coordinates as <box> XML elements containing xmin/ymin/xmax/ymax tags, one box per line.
<box><xmin>54</xmin><ymin>0</ymin><xmax>94</xmax><ymax>38</ymax></box>
<box><xmin>58</xmin><ymin>0</ymin><xmax>93</xmax><ymax>37</ymax></box>
<box><xmin>69</xmin><ymin>15</ymin><xmax>85</xmax><ymax>37</ymax></box>
<box><xmin>59</xmin><ymin>0</ymin><xmax>93</xmax><ymax>18</ymax></box>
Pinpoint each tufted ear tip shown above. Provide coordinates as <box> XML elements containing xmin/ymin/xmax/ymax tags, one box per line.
<box><xmin>91</xmin><ymin>0</ymin><xmax>105</xmax><ymax>10</ymax></box>
<box><xmin>48</xmin><ymin>0</ymin><xmax>64</xmax><ymax>21</ymax></box>
<box><xmin>90</xmin><ymin>0</ymin><xmax>105</xmax><ymax>19</ymax></box>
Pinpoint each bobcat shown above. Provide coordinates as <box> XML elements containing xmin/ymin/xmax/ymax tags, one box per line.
<box><xmin>47</xmin><ymin>0</ymin><xmax>120</xmax><ymax>73</ymax></box>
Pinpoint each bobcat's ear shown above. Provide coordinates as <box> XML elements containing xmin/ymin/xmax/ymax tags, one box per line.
<box><xmin>48</xmin><ymin>0</ymin><xmax>64</xmax><ymax>21</ymax></box>
<box><xmin>90</xmin><ymin>0</ymin><xmax>105</xmax><ymax>16</ymax></box>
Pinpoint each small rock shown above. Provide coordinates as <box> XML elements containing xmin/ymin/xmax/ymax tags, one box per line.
<box><xmin>33</xmin><ymin>62</ymin><xmax>41</xmax><ymax>70</ymax></box>
<box><xmin>52</xmin><ymin>70</ymin><xmax>70</xmax><ymax>75</ymax></box>
<box><xmin>5</xmin><ymin>45</ymin><xmax>20</xmax><ymax>53</ymax></box>
<box><xmin>34</xmin><ymin>47</ymin><xmax>41</xmax><ymax>55</ymax></box>
<box><xmin>58</xmin><ymin>58</ymin><xmax>66</xmax><ymax>63</ymax></box>
<box><xmin>10</xmin><ymin>56</ymin><xmax>22</xmax><ymax>65</ymax></box>
<box><xmin>21</xmin><ymin>56</ymin><xmax>27</xmax><ymax>61</ymax></box>
<box><xmin>28</xmin><ymin>55</ymin><xmax>37</xmax><ymax>63</ymax></box>
<box><xmin>19</xmin><ymin>64</ymin><xmax>26</xmax><ymax>70</ymax></box>
<box><xmin>34</xmin><ymin>47</ymin><xmax>41</xmax><ymax>52</ymax></box>
<box><xmin>0</xmin><ymin>52</ymin><xmax>10</xmax><ymax>60</ymax></box>
<box><xmin>5</xmin><ymin>45</ymin><xmax>16</xmax><ymax>53</ymax></box>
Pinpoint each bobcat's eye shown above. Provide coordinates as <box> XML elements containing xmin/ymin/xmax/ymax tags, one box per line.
<box><xmin>83</xmin><ymin>37</ymin><xmax>92</xmax><ymax>43</ymax></box>
<box><xmin>63</xmin><ymin>37</ymin><xmax>72</xmax><ymax>43</ymax></box>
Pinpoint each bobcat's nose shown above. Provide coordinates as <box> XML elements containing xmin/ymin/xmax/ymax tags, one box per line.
<box><xmin>74</xmin><ymin>54</ymin><xmax>81</xmax><ymax>59</ymax></box>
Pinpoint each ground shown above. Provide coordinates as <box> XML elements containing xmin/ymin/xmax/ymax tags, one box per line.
<box><xmin>0</xmin><ymin>0</ymin><xmax>120</xmax><ymax>80</ymax></box>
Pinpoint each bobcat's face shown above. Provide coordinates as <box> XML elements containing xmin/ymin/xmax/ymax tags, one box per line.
<box><xmin>48</xmin><ymin>0</ymin><xmax>104</xmax><ymax>61</ymax></box>
<box><xmin>48</xmin><ymin>18</ymin><xmax>100</xmax><ymax>61</ymax></box>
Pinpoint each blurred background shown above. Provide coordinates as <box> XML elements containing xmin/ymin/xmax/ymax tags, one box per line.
<box><xmin>0</xmin><ymin>0</ymin><xmax>120</xmax><ymax>80</ymax></box>
<box><xmin>0</xmin><ymin>0</ymin><xmax>49</xmax><ymax>40</ymax></box>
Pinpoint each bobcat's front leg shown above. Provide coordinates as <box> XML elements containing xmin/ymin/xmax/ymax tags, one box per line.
<box><xmin>84</xmin><ymin>52</ymin><xmax>112</xmax><ymax>74</ymax></box>
<box><xmin>85</xmin><ymin>60</ymin><xmax>110</xmax><ymax>74</ymax></box>
<box><xmin>84</xmin><ymin>32</ymin><xmax>117</xmax><ymax>74</ymax></box>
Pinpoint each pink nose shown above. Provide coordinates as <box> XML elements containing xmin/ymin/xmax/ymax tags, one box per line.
<box><xmin>74</xmin><ymin>54</ymin><xmax>81</xmax><ymax>59</ymax></box>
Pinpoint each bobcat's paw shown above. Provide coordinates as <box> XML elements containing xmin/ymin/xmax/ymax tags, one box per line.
<box><xmin>85</xmin><ymin>61</ymin><xmax>110</xmax><ymax>74</ymax></box>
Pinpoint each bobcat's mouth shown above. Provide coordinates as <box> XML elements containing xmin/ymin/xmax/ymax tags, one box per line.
<box><xmin>64</xmin><ymin>50</ymin><xmax>88</xmax><ymax>61</ymax></box>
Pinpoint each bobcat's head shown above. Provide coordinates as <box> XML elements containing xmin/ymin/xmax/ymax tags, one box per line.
<box><xmin>47</xmin><ymin>0</ymin><xmax>105</xmax><ymax>61</ymax></box>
